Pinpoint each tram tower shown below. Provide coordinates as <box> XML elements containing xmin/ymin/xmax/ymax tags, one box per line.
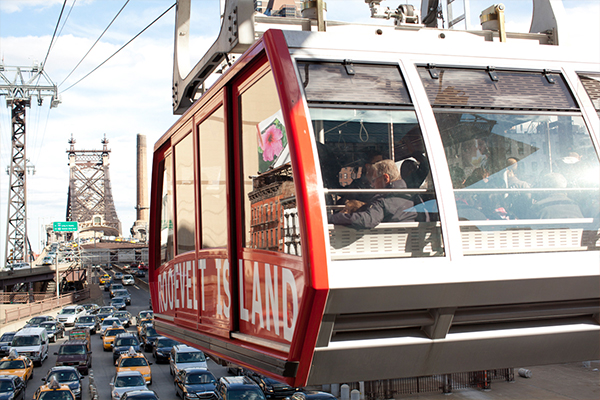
<box><xmin>66</xmin><ymin>135</ymin><xmax>122</xmax><ymax>237</ymax></box>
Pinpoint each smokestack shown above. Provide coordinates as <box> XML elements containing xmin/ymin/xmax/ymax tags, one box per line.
<box><xmin>136</xmin><ymin>134</ymin><xmax>149</xmax><ymax>222</ymax></box>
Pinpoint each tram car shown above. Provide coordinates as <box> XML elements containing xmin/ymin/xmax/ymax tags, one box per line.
<box><xmin>149</xmin><ymin>0</ymin><xmax>600</xmax><ymax>387</ymax></box>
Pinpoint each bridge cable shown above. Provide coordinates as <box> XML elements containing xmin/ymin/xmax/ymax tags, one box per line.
<box><xmin>61</xmin><ymin>2</ymin><xmax>176</xmax><ymax>93</ymax></box>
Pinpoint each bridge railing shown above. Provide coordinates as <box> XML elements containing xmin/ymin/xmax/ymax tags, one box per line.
<box><xmin>2</xmin><ymin>288</ymin><xmax>91</xmax><ymax>324</ymax></box>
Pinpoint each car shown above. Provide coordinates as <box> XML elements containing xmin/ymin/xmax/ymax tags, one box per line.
<box><xmin>0</xmin><ymin>375</ymin><xmax>26</xmax><ymax>400</ymax></box>
<box><xmin>139</xmin><ymin>326</ymin><xmax>160</xmax><ymax>352</ymax></box>
<box><xmin>104</xmin><ymin>279</ymin><xmax>114</xmax><ymax>291</ymax></box>
<box><xmin>41</xmin><ymin>256</ymin><xmax>54</xmax><ymax>265</ymax></box>
<box><xmin>215</xmin><ymin>376</ymin><xmax>266</xmax><ymax>400</ymax></box>
<box><xmin>100</xmin><ymin>274</ymin><xmax>112</xmax><ymax>285</ymax></box>
<box><xmin>244</xmin><ymin>370</ymin><xmax>299</xmax><ymax>399</ymax></box>
<box><xmin>23</xmin><ymin>315</ymin><xmax>56</xmax><ymax>329</ymax></box>
<box><xmin>151</xmin><ymin>337</ymin><xmax>178</xmax><ymax>364</ymax></box>
<box><xmin>120</xmin><ymin>390</ymin><xmax>159</xmax><ymax>400</ymax></box>
<box><xmin>115</xmin><ymin>348</ymin><xmax>153</xmax><ymax>384</ymax></box>
<box><xmin>111</xmin><ymin>297</ymin><xmax>128</xmax><ymax>310</ymax></box>
<box><xmin>110</xmin><ymin>283</ymin><xmax>125</xmax><ymax>297</ymax></box>
<box><xmin>105</xmin><ymin>264</ymin><xmax>113</xmax><ymax>270</ymax></box>
<box><xmin>290</xmin><ymin>391</ymin><xmax>337</xmax><ymax>400</ymax></box>
<box><xmin>10</xmin><ymin>327</ymin><xmax>49</xmax><ymax>366</ymax></box>
<box><xmin>112</xmin><ymin>333</ymin><xmax>142</xmax><ymax>363</ymax></box>
<box><xmin>54</xmin><ymin>339</ymin><xmax>92</xmax><ymax>375</ymax></box>
<box><xmin>56</xmin><ymin>306</ymin><xmax>86</xmax><ymax>326</ymax></box>
<box><xmin>136</xmin><ymin>320</ymin><xmax>153</xmax><ymax>337</ymax></box>
<box><xmin>113</xmin><ymin>311</ymin><xmax>133</xmax><ymax>328</ymax></box>
<box><xmin>43</xmin><ymin>367</ymin><xmax>83</xmax><ymax>400</ymax></box>
<box><xmin>112</xmin><ymin>289</ymin><xmax>132</xmax><ymax>305</ymax></box>
<box><xmin>74</xmin><ymin>315</ymin><xmax>101</xmax><ymax>334</ymax></box>
<box><xmin>100</xmin><ymin>318</ymin><xmax>123</xmax><ymax>336</ymax></box>
<box><xmin>170</xmin><ymin>345</ymin><xmax>208</xmax><ymax>376</ymax></box>
<box><xmin>114</xmin><ymin>272</ymin><xmax>124</xmax><ymax>281</ymax></box>
<box><xmin>175</xmin><ymin>368</ymin><xmax>217</xmax><ymax>400</ymax></box>
<box><xmin>136</xmin><ymin>311</ymin><xmax>153</xmax><ymax>325</ymax></box>
<box><xmin>138</xmin><ymin>263</ymin><xmax>148</xmax><ymax>271</ymax></box>
<box><xmin>0</xmin><ymin>332</ymin><xmax>16</xmax><ymax>357</ymax></box>
<box><xmin>110</xmin><ymin>370</ymin><xmax>148</xmax><ymax>400</ymax></box>
<box><xmin>40</xmin><ymin>321</ymin><xmax>66</xmax><ymax>342</ymax></box>
<box><xmin>102</xmin><ymin>326</ymin><xmax>128</xmax><ymax>351</ymax></box>
<box><xmin>97</xmin><ymin>306</ymin><xmax>118</xmax><ymax>322</ymax></box>
<box><xmin>123</xmin><ymin>264</ymin><xmax>132</xmax><ymax>271</ymax></box>
<box><xmin>135</xmin><ymin>269</ymin><xmax>146</xmax><ymax>278</ymax></box>
<box><xmin>81</xmin><ymin>304</ymin><xmax>100</xmax><ymax>315</ymax></box>
<box><xmin>34</xmin><ymin>376</ymin><xmax>76</xmax><ymax>400</ymax></box>
<box><xmin>122</xmin><ymin>274</ymin><xmax>135</xmax><ymax>286</ymax></box>
<box><xmin>0</xmin><ymin>350</ymin><xmax>33</xmax><ymax>382</ymax></box>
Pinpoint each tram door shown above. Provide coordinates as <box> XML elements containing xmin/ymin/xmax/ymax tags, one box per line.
<box><xmin>231</xmin><ymin>60</ymin><xmax>306</xmax><ymax>351</ymax></box>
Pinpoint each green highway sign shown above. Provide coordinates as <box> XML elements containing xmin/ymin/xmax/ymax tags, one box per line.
<box><xmin>53</xmin><ymin>221</ymin><xmax>79</xmax><ymax>232</ymax></box>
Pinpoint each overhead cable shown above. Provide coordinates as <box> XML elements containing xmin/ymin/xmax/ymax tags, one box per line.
<box><xmin>62</xmin><ymin>2</ymin><xmax>176</xmax><ymax>93</ymax></box>
<box><xmin>41</xmin><ymin>0</ymin><xmax>68</xmax><ymax>72</ymax></box>
<box><xmin>59</xmin><ymin>0</ymin><xmax>130</xmax><ymax>88</ymax></box>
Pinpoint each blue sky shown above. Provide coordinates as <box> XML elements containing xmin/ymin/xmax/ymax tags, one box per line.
<box><xmin>0</xmin><ymin>0</ymin><xmax>598</xmax><ymax>261</ymax></box>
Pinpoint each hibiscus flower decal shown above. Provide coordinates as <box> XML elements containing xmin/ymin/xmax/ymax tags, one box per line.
<box><xmin>260</xmin><ymin>124</ymin><xmax>284</xmax><ymax>162</ymax></box>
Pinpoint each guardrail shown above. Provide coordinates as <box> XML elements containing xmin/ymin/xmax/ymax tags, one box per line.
<box><xmin>0</xmin><ymin>292</ymin><xmax>58</xmax><ymax>304</ymax></box>
<box><xmin>89</xmin><ymin>369</ymin><xmax>99</xmax><ymax>400</ymax></box>
<box><xmin>3</xmin><ymin>288</ymin><xmax>91</xmax><ymax>323</ymax></box>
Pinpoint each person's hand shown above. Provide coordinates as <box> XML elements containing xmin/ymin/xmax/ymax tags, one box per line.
<box><xmin>343</xmin><ymin>200</ymin><xmax>365</xmax><ymax>213</ymax></box>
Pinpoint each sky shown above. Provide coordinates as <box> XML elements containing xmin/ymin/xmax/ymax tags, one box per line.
<box><xmin>0</xmin><ymin>0</ymin><xmax>598</xmax><ymax>261</ymax></box>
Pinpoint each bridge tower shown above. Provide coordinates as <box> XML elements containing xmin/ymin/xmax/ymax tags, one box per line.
<box><xmin>66</xmin><ymin>135</ymin><xmax>122</xmax><ymax>237</ymax></box>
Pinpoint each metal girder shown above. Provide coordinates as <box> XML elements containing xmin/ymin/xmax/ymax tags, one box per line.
<box><xmin>66</xmin><ymin>135</ymin><xmax>121</xmax><ymax>236</ymax></box>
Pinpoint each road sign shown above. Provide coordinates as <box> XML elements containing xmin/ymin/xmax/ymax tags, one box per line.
<box><xmin>53</xmin><ymin>221</ymin><xmax>78</xmax><ymax>232</ymax></box>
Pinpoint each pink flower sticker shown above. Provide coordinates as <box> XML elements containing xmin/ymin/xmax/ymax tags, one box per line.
<box><xmin>260</xmin><ymin>124</ymin><xmax>283</xmax><ymax>162</ymax></box>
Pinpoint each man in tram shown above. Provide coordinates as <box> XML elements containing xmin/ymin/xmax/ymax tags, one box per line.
<box><xmin>329</xmin><ymin>159</ymin><xmax>416</xmax><ymax>229</ymax></box>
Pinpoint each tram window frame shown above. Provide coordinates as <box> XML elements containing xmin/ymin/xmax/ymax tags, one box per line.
<box><xmin>198</xmin><ymin>104</ymin><xmax>228</xmax><ymax>249</ymax></box>
<box><xmin>159</xmin><ymin>153</ymin><xmax>175</xmax><ymax>265</ymax></box>
<box><xmin>174</xmin><ymin>133</ymin><xmax>196</xmax><ymax>255</ymax></box>
<box><xmin>237</xmin><ymin>67</ymin><xmax>300</xmax><ymax>255</ymax></box>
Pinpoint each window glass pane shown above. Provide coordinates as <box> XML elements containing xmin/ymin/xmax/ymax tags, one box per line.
<box><xmin>314</xmin><ymin>107</ymin><xmax>444</xmax><ymax>259</ymax></box>
<box><xmin>199</xmin><ymin>106</ymin><xmax>227</xmax><ymax>248</ymax></box>
<box><xmin>240</xmin><ymin>71</ymin><xmax>300</xmax><ymax>255</ymax></box>
<box><xmin>579</xmin><ymin>73</ymin><xmax>600</xmax><ymax>112</ymax></box>
<box><xmin>437</xmin><ymin>111</ymin><xmax>600</xmax><ymax>254</ymax></box>
<box><xmin>160</xmin><ymin>155</ymin><xmax>174</xmax><ymax>264</ymax></box>
<box><xmin>418</xmin><ymin>67</ymin><xmax>577</xmax><ymax>110</ymax></box>
<box><xmin>175</xmin><ymin>134</ymin><xmax>195</xmax><ymax>254</ymax></box>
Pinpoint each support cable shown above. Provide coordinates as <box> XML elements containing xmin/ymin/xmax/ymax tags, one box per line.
<box><xmin>58</xmin><ymin>0</ymin><xmax>130</xmax><ymax>88</ymax></box>
<box><xmin>62</xmin><ymin>2</ymin><xmax>176</xmax><ymax>93</ymax></box>
<box><xmin>40</xmin><ymin>0</ymin><xmax>68</xmax><ymax>72</ymax></box>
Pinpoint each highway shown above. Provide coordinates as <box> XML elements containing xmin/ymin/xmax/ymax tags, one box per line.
<box><xmin>24</xmin><ymin>269</ymin><xmax>232</xmax><ymax>400</ymax></box>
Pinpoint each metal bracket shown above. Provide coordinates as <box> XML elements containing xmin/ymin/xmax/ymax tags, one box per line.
<box><xmin>343</xmin><ymin>59</ymin><xmax>355</xmax><ymax>75</ymax></box>
<box><xmin>487</xmin><ymin>66</ymin><xmax>499</xmax><ymax>81</ymax></box>
<box><xmin>543</xmin><ymin>69</ymin><xmax>556</xmax><ymax>84</ymax></box>
<box><xmin>427</xmin><ymin>63</ymin><xmax>439</xmax><ymax>79</ymax></box>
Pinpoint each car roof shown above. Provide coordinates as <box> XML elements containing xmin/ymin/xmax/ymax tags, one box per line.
<box><xmin>116</xmin><ymin>370</ymin><xmax>143</xmax><ymax>377</ymax></box>
<box><xmin>182</xmin><ymin>368</ymin><xmax>214</xmax><ymax>374</ymax></box>
<box><xmin>219</xmin><ymin>376</ymin><xmax>256</xmax><ymax>386</ymax></box>
<box><xmin>173</xmin><ymin>344</ymin><xmax>201</xmax><ymax>353</ymax></box>
<box><xmin>115</xmin><ymin>333</ymin><xmax>137</xmax><ymax>338</ymax></box>
<box><xmin>0</xmin><ymin>376</ymin><xmax>19</xmax><ymax>382</ymax></box>
<box><xmin>15</xmin><ymin>327</ymin><xmax>47</xmax><ymax>335</ymax></box>
<box><xmin>62</xmin><ymin>339</ymin><xmax>88</xmax><ymax>345</ymax></box>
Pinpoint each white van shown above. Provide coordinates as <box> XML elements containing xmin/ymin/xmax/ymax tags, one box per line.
<box><xmin>10</xmin><ymin>327</ymin><xmax>49</xmax><ymax>366</ymax></box>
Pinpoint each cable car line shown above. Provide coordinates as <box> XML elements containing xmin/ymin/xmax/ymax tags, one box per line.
<box><xmin>58</xmin><ymin>0</ymin><xmax>130</xmax><ymax>88</ymax></box>
<box><xmin>61</xmin><ymin>2</ymin><xmax>175</xmax><ymax>93</ymax></box>
<box><xmin>40</xmin><ymin>0</ymin><xmax>68</xmax><ymax>74</ymax></box>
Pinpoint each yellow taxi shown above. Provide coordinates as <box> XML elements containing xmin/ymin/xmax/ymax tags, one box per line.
<box><xmin>102</xmin><ymin>325</ymin><xmax>127</xmax><ymax>351</ymax></box>
<box><xmin>99</xmin><ymin>274</ymin><xmax>111</xmax><ymax>285</ymax></box>
<box><xmin>115</xmin><ymin>347</ymin><xmax>152</xmax><ymax>384</ymax></box>
<box><xmin>0</xmin><ymin>350</ymin><xmax>33</xmax><ymax>382</ymax></box>
<box><xmin>33</xmin><ymin>376</ymin><xmax>75</xmax><ymax>400</ymax></box>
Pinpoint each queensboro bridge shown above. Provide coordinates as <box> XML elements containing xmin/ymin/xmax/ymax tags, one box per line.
<box><xmin>66</xmin><ymin>135</ymin><xmax>121</xmax><ymax>237</ymax></box>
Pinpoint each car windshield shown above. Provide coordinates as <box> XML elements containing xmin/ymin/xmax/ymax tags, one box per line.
<box><xmin>38</xmin><ymin>391</ymin><xmax>75</xmax><ymax>400</ymax></box>
<box><xmin>41</xmin><ymin>322</ymin><xmax>56</xmax><ymax>330</ymax></box>
<box><xmin>99</xmin><ymin>307</ymin><xmax>115</xmax><ymax>313</ymax></box>
<box><xmin>114</xmin><ymin>375</ymin><xmax>145</xmax><ymax>388</ymax></box>
<box><xmin>115</xmin><ymin>338</ymin><xmax>138</xmax><ymax>347</ymax></box>
<box><xmin>175</xmin><ymin>352</ymin><xmax>205</xmax><ymax>363</ymax></box>
<box><xmin>0</xmin><ymin>380</ymin><xmax>14</xmax><ymax>391</ymax></box>
<box><xmin>186</xmin><ymin>373</ymin><xmax>215</xmax><ymax>384</ymax></box>
<box><xmin>106</xmin><ymin>329</ymin><xmax>126</xmax><ymax>337</ymax></box>
<box><xmin>48</xmin><ymin>371</ymin><xmax>79</xmax><ymax>382</ymax></box>
<box><xmin>157</xmin><ymin>339</ymin><xmax>178</xmax><ymax>348</ymax></box>
<box><xmin>0</xmin><ymin>333</ymin><xmax>14</xmax><ymax>342</ymax></box>
<box><xmin>228</xmin><ymin>389</ymin><xmax>267</xmax><ymax>400</ymax></box>
<box><xmin>28</xmin><ymin>317</ymin><xmax>46</xmax><ymax>324</ymax></box>
<box><xmin>114</xmin><ymin>313</ymin><xmax>128</xmax><ymax>318</ymax></box>
<box><xmin>145</xmin><ymin>328</ymin><xmax>157</xmax><ymax>336</ymax></box>
<box><xmin>102</xmin><ymin>319</ymin><xmax>119</xmax><ymax>326</ymax></box>
<box><xmin>58</xmin><ymin>345</ymin><xmax>86</xmax><ymax>355</ymax></box>
<box><xmin>139</xmin><ymin>312</ymin><xmax>153</xmax><ymax>319</ymax></box>
<box><xmin>77</xmin><ymin>317</ymin><xmax>95</xmax><ymax>323</ymax></box>
<box><xmin>60</xmin><ymin>309</ymin><xmax>76</xmax><ymax>315</ymax></box>
<box><xmin>0</xmin><ymin>360</ymin><xmax>25</xmax><ymax>369</ymax></box>
<box><xmin>120</xmin><ymin>358</ymin><xmax>148</xmax><ymax>367</ymax></box>
<box><xmin>12</xmin><ymin>335</ymin><xmax>40</xmax><ymax>346</ymax></box>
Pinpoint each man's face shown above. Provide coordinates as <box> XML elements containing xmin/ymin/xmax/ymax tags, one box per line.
<box><xmin>368</xmin><ymin>169</ymin><xmax>388</xmax><ymax>189</ymax></box>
